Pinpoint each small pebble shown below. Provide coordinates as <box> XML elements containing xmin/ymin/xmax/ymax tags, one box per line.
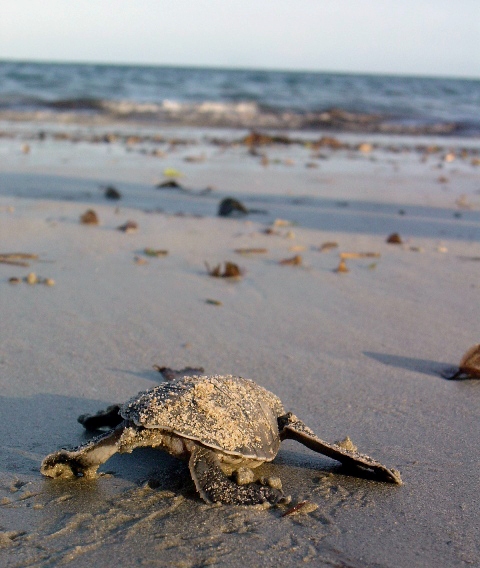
<box><xmin>104</xmin><ymin>186</ymin><xmax>122</xmax><ymax>200</ymax></box>
<box><xmin>25</xmin><ymin>272</ymin><xmax>38</xmax><ymax>285</ymax></box>
<box><xmin>117</xmin><ymin>220</ymin><xmax>138</xmax><ymax>233</ymax></box>
<box><xmin>334</xmin><ymin>259</ymin><xmax>349</xmax><ymax>273</ymax></box>
<box><xmin>386</xmin><ymin>232</ymin><xmax>403</xmax><ymax>244</ymax></box>
<box><xmin>80</xmin><ymin>209</ymin><xmax>99</xmax><ymax>225</ymax></box>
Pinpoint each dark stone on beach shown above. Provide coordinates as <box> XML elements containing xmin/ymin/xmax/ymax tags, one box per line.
<box><xmin>206</xmin><ymin>261</ymin><xmax>243</xmax><ymax>278</ymax></box>
<box><xmin>386</xmin><ymin>232</ymin><xmax>403</xmax><ymax>244</ymax></box>
<box><xmin>156</xmin><ymin>180</ymin><xmax>184</xmax><ymax>190</ymax></box>
<box><xmin>104</xmin><ymin>186</ymin><xmax>122</xmax><ymax>200</ymax></box>
<box><xmin>80</xmin><ymin>209</ymin><xmax>99</xmax><ymax>225</ymax></box>
<box><xmin>218</xmin><ymin>198</ymin><xmax>249</xmax><ymax>217</ymax></box>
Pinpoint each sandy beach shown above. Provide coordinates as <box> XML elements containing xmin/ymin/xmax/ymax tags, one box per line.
<box><xmin>0</xmin><ymin>121</ymin><xmax>479</xmax><ymax>567</ymax></box>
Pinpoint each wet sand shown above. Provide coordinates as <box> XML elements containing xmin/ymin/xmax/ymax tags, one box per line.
<box><xmin>0</xmin><ymin>123</ymin><xmax>479</xmax><ymax>567</ymax></box>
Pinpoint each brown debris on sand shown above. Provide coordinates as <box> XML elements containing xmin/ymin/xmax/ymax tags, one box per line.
<box><xmin>144</xmin><ymin>248</ymin><xmax>168</xmax><ymax>257</ymax></box>
<box><xmin>0</xmin><ymin>253</ymin><xmax>38</xmax><ymax>267</ymax></box>
<box><xmin>156</xmin><ymin>179</ymin><xmax>213</xmax><ymax>196</ymax></box>
<box><xmin>340</xmin><ymin>252</ymin><xmax>381</xmax><ymax>260</ymax></box>
<box><xmin>156</xmin><ymin>179</ymin><xmax>184</xmax><ymax>190</ymax></box>
<box><xmin>117</xmin><ymin>221</ymin><xmax>138</xmax><ymax>233</ymax></box>
<box><xmin>100</xmin><ymin>185</ymin><xmax>122</xmax><ymax>201</ymax></box>
<box><xmin>234</xmin><ymin>248</ymin><xmax>268</xmax><ymax>255</ymax></box>
<box><xmin>311</xmin><ymin>136</ymin><xmax>346</xmax><ymax>150</ymax></box>
<box><xmin>206</xmin><ymin>261</ymin><xmax>243</xmax><ymax>278</ymax></box>
<box><xmin>80</xmin><ymin>209</ymin><xmax>99</xmax><ymax>225</ymax></box>
<box><xmin>448</xmin><ymin>344</ymin><xmax>480</xmax><ymax>380</ymax></box>
<box><xmin>334</xmin><ymin>259</ymin><xmax>350</xmax><ymax>273</ymax></box>
<box><xmin>279</xmin><ymin>254</ymin><xmax>302</xmax><ymax>266</ymax></box>
<box><xmin>386</xmin><ymin>232</ymin><xmax>403</xmax><ymax>244</ymax></box>
<box><xmin>218</xmin><ymin>198</ymin><xmax>249</xmax><ymax>217</ymax></box>
<box><xmin>153</xmin><ymin>366</ymin><xmax>205</xmax><ymax>381</ymax></box>
<box><xmin>242</xmin><ymin>131</ymin><xmax>294</xmax><ymax>147</ymax></box>
<box><xmin>103</xmin><ymin>185</ymin><xmax>122</xmax><ymax>200</ymax></box>
<box><xmin>8</xmin><ymin>272</ymin><xmax>55</xmax><ymax>286</ymax></box>
<box><xmin>318</xmin><ymin>242</ymin><xmax>339</xmax><ymax>253</ymax></box>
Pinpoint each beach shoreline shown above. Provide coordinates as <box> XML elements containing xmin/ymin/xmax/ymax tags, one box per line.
<box><xmin>0</xmin><ymin>120</ymin><xmax>479</xmax><ymax>567</ymax></box>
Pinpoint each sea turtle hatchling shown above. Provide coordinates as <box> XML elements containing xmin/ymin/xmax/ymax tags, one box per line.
<box><xmin>41</xmin><ymin>375</ymin><xmax>402</xmax><ymax>505</ymax></box>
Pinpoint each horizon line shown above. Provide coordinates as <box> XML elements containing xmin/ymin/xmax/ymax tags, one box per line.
<box><xmin>1</xmin><ymin>56</ymin><xmax>479</xmax><ymax>82</ymax></box>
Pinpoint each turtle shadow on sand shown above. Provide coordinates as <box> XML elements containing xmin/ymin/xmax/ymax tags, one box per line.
<box><xmin>364</xmin><ymin>352</ymin><xmax>456</xmax><ymax>379</ymax></box>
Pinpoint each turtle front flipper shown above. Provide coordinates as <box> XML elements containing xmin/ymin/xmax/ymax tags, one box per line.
<box><xmin>278</xmin><ymin>412</ymin><xmax>402</xmax><ymax>485</ymax></box>
<box><xmin>188</xmin><ymin>445</ymin><xmax>284</xmax><ymax>505</ymax></box>
<box><xmin>41</xmin><ymin>424</ymin><xmax>125</xmax><ymax>479</ymax></box>
<box><xmin>78</xmin><ymin>404</ymin><xmax>123</xmax><ymax>431</ymax></box>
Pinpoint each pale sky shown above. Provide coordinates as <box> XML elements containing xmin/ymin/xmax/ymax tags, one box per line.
<box><xmin>1</xmin><ymin>0</ymin><xmax>479</xmax><ymax>78</ymax></box>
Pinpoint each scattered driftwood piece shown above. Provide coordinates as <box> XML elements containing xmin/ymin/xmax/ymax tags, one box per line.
<box><xmin>340</xmin><ymin>252</ymin><xmax>381</xmax><ymax>260</ymax></box>
<box><xmin>386</xmin><ymin>232</ymin><xmax>403</xmax><ymax>244</ymax></box>
<box><xmin>282</xmin><ymin>500</ymin><xmax>318</xmax><ymax>517</ymax></box>
<box><xmin>279</xmin><ymin>254</ymin><xmax>302</xmax><ymax>266</ymax></box>
<box><xmin>0</xmin><ymin>253</ymin><xmax>38</xmax><ymax>267</ymax></box>
<box><xmin>0</xmin><ymin>253</ymin><xmax>38</xmax><ymax>260</ymax></box>
<box><xmin>206</xmin><ymin>261</ymin><xmax>242</xmax><ymax>278</ymax></box>
<box><xmin>144</xmin><ymin>248</ymin><xmax>168</xmax><ymax>257</ymax></box>
<box><xmin>234</xmin><ymin>248</ymin><xmax>268</xmax><ymax>255</ymax></box>
<box><xmin>80</xmin><ymin>209</ymin><xmax>99</xmax><ymax>225</ymax></box>
<box><xmin>102</xmin><ymin>185</ymin><xmax>122</xmax><ymax>200</ymax></box>
<box><xmin>447</xmin><ymin>344</ymin><xmax>480</xmax><ymax>380</ymax></box>
<box><xmin>153</xmin><ymin>366</ymin><xmax>205</xmax><ymax>381</ymax></box>
<box><xmin>117</xmin><ymin>220</ymin><xmax>138</xmax><ymax>233</ymax></box>
<box><xmin>318</xmin><ymin>242</ymin><xmax>338</xmax><ymax>253</ymax></box>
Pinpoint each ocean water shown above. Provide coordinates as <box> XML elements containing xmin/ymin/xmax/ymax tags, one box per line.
<box><xmin>0</xmin><ymin>60</ymin><xmax>479</xmax><ymax>136</ymax></box>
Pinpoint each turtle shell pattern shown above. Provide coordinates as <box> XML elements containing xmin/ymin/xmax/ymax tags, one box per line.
<box><xmin>121</xmin><ymin>375</ymin><xmax>285</xmax><ymax>461</ymax></box>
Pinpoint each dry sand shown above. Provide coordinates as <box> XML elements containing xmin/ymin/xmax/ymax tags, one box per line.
<box><xmin>0</xmin><ymin>123</ymin><xmax>479</xmax><ymax>567</ymax></box>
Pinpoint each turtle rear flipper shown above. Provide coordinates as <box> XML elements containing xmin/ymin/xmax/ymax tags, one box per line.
<box><xmin>41</xmin><ymin>425</ymin><xmax>125</xmax><ymax>479</ymax></box>
<box><xmin>278</xmin><ymin>413</ymin><xmax>402</xmax><ymax>485</ymax></box>
<box><xmin>78</xmin><ymin>404</ymin><xmax>123</xmax><ymax>431</ymax></box>
<box><xmin>189</xmin><ymin>445</ymin><xmax>284</xmax><ymax>505</ymax></box>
